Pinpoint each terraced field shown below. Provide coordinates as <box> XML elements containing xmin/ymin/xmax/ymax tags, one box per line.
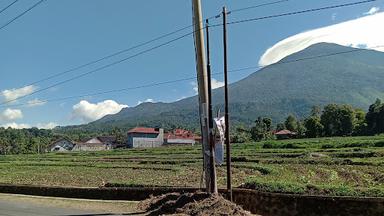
<box><xmin>0</xmin><ymin>136</ymin><xmax>383</xmax><ymax>197</ymax></box>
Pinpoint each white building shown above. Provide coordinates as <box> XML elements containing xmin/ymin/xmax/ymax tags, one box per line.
<box><xmin>72</xmin><ymin>136</ymin><xmax>116</xmax><ymax>151</ymax></box>
<box><xmin>50</xmin><ymin>138</ymin><xmax>75</xmax><ymax>152</ymax></box>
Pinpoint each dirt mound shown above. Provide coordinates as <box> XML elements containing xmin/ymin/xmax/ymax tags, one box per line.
<box><xmin>139</xmin><ymin>192</ymin><xmax>252</xmax><ymax>216</ymax></box>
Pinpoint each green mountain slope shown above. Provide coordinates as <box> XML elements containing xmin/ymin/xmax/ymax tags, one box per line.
<box><xmin>60</xmin><ymin>43</ymin><xmax>384</xmax><ymax>132</ymax></box>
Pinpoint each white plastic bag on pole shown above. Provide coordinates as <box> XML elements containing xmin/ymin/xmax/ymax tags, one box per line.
<box><xmin>214</xmin><ymin>116</ymin><xmax>225</xmax><ymax>165</ymax></box>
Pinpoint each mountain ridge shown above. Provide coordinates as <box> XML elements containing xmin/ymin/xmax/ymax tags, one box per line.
<box><xmin>58</xmin><ymin>43</ymin><xmax>384</xmax><ymax>132</ymax></box>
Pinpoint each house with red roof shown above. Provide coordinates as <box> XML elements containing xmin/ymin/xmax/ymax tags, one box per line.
<box><xmin>164</xmin><ymin>129</ymin><xmax>200</xmax><ymax>146</ymax></box>
<box><xmin>127</xmin><ymin>127</ymin><xmax>164</xmax><ymax>148</ymax></box>
<box><xmin>274</xmin><ymin>129</ymin><xmax>297</xmax><ymax>140</ymax></box>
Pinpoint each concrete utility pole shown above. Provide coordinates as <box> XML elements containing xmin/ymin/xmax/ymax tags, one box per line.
<box><xmin>191</xmin><ymin>0</ymin><xmax>216</xmax><ymax>193</ymax></box>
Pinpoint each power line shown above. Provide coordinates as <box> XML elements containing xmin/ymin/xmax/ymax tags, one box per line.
<box><xmin>5</xmin><ymin>76</ymin><xmax>199</xmax><ymax>108</ymax></box>
<box><xmin>1</xmin><ymin>0</ymin><xmax>377</xmax><ymax>105</ymax></box>
<box><xmin>0</xmin><ymin>0</ymin><xmax>19</xmax><ymax>15</ymax></box>
<box><xmin>17</xmin><ymin>0</ymin><xmax>289</xmax><ymax>88</ymax></box>
<box><xmin>0</xmin><ymin>0</ymin><xmax>45</xmax><ymax>31</ymax></box>
<box><xmin>0</xmin><ymin>31</ymin><xmax>196</xmax><ymax>106</ymax></box>
<box><xmin>227</xmin><ymin>0</ymin><xmax>377</xmax><ymax>25</ymax></box>
<box><xmin>3</xmin><ymin>45</ymin><xmax>382</xmax><ymax>108</ymax></box>
<box><xmin>229</xmin><ymin>0</ymin><xmax>290</xmax><ymax>14</ymax></box>
<box><xmin>2</xmin><ymin>0</ymin><xmax>288</xmax><ymax>105</ymax></box>
<box><xmin>207</xmin><ymin>0</ymin><xmax>290</xmax><ymax>20</ymax></box>
<box><xmin>26</xmin><ymin>24</ymin><xmax>194</xmax><ymax>87</ymax></box>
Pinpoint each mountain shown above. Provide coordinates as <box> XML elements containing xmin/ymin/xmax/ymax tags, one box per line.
<box><xmin>59</xmin><ymin>43</ymin><xmax>384</xmax><ymax>132</ymax></box>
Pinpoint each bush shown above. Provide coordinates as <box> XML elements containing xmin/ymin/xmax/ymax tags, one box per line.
<box><xmin>374</xmin><ymin>141</ymin><xmax>384</xmax><ymax>147</ymax></box>
<box><xmin>262</xmin><ymin>142</ymin><xmax>274</xmax><ymax>149</ymax></box>
<box><xmin>242</xmin><ymin>179</ymin><xmax>305</xmax><ymax>194</ymax></box>
<box><xmin>232</xmin><ymin>156</ymin><xmax>248</xmax><ymax>162</ymax></box>
<box><xmin>233</xmin><ymin>164</ymin><xmax>273</xmax><ymax>175</ymax></box>
<box><xmin>281</xmin><ymin>143</ymin><xmax>303</xmax><ymax>149</ymax></box>
<box><xmin>242</xmin><ymin>180</ymin><xmax>384</xmax><ymax>197</ymax></box>
<box><xmin>321</xmin><ymin>143</ymin><xmax>335</xmax><ymax>149</ymax></box>
<box><xmin>331</xmin><ymin>151</ymin><xmax>376</xmax><ymax>158</ymax></box>
<box><xmin>341</xmin><ymin>142</ymin><xmax>372</xmax><ymax>148</ymax></box>
<box><xmin>103</xmin><ymin>182</ymin><xmax>148</xmax><ymax>188</ymax></box>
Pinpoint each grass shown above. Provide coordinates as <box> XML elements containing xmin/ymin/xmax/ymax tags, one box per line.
<box><xmin>0</xmin><ymin>135</ymin><xmax>383</xmax><ymax>197</ymax></box>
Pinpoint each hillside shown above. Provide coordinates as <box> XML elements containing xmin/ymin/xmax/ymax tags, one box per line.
<box><xmin>59</xmin><ymin>43</ymin><xmax>384</xmax><ymax>132</ymax></box>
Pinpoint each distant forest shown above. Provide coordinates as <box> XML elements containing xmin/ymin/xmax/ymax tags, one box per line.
<box><xmin>1</xmin><ymin>99</ymin><xmax>384</xmax><ymax>155</ymax></box>
<box><xmin>232</xmin><ymin>99</ymin><xmax>384</xmax><ymax>143</ymax></box>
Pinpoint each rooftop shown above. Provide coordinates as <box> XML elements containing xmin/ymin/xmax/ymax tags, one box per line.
<box><xmin>275</xmin><ymin>130</ymin><xmax>297</xmax><ymax>135</ymax></box>
<box><xmin>127</xmin><ymin>127</ymin><xmax>160</xmax><ymax>134</ymax></box>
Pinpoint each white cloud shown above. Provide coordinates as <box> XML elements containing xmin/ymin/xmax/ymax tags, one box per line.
<box><xmin>331</xmin><ymin>13</ymin><xmax>337</xmax><ymax>21</ymax></box>
<box><xmin>72</xmin><ymin>100</ymin><xmax>128</xmax><ymax>123</ymax></box>
<box><xmin>137</xmin><ymin>98</ymin><xmax>154</xmax><ymax>105</ymax></box>
<box><xmin>259</xmin><ymin>12</ymin><xmax>384</xmax><ymax>66</ymax></box>
<box><xmin>27</xmin><ymin>98</ymin><xmax>46</xmax><ymax>107</ymax></box>
<box><xmin>0</xmin><ymin>108</ymin><xmax>23</xmax><ymax>121</ymax></box>
<box><xmin>192</xmin><ymin>79</ymin><xmax>225</xmax><ymax>94</ymax></box>
<box><xmin>176</xmin><ymin>96</ymin><xmax>187</xmax><ymax>101</ymax></box>
<box><xmin>364</xmin><ymin>7</ymin><xmax>380</xmax><ymax>15</ymax></box>
<box><xmin>1</xmin><ymin>85</ymin><xmax>37</xmax><ymax>102</ymax></box>
<box><xmin>1</xmin><ymin>122</ymin><xmax>30</xmax><ymax>129</ymax></box>
<box><xmin>0</xmin><ymin>122</ymin><xmax>58</xmax><ymax>129</ymax></box>
<box><xmin>191</xmin><ymin>82</ymin><xmax>199</xmax><ymax>95</ymax></box>
<box><xmin>211</xmin><ymin>79</ymin><xmax>224</xmax><ymax>89</ymax></box>
<box><xmin>36</xmin><ymin>122</ymin><xmax>57</xmax><ymax>129</ymax></box>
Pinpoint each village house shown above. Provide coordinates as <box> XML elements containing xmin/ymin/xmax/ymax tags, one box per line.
<box><xmin>164</xmin><ymin>129</ymin><xmax>200</xmax><ymax>146</ymax></box>
<box><xmin>274</xmin><ymin>129</ymin><xmax>297</xmax><ymax>140</ymax></box>
<box><xmin>127</xmin><ymin>127</ymin><xmax>164</xmax><ymax>148</ymax></box>
<box><xmin>49</xmin><ymin>138</ymin><xmax>75</xmax><ymax>152</ymax></box>
<box><xmin>72</xmin><ymin>136</ymin><xmax>116</xmax><ymax>151</ymax></box>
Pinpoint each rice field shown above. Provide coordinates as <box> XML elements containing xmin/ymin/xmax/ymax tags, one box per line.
<box><xmin>0</xmin><ymin>135</ymin><xmax>383</xmax><ymax>197</ymax></box>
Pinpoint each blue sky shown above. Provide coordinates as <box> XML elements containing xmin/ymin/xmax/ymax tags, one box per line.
<box><xmin>0</xmin><ymin>0</ymin><xmax>383</xmax><ymax>128</ymax></box>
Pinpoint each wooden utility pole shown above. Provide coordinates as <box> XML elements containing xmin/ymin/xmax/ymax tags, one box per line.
<box><xmin>205</xmin><ymin>19</ymin><xmax>218</xmax><ymax>194</ymax></box>
<box><xmin>192</xmin><ymin>0</ymin><xmax>216</xmax><ymax>193</ymax></box>
<box><xmin>222</xmin><ymin>6</ymin><xmax>232</xmax><ymax>200</ymax></box>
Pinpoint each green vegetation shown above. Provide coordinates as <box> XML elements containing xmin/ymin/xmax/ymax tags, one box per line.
<box><xmin>0</xmin><ymin>127</ymin><xmax>126</xmax><ymax>155</ymax></box>
<box><xmin>0</xmin><ymin>136</ymin><xmax>383</xmax><ymax>197</ymax></box>
<box><xmin>0</xmin><ymin>127</ymin><xmax>56</xmax><ymax>154</ymax></box>
<box><xmin>2</xmin><ymin>99</ymin><xmax>382</xmax><ymax>155</ymax></box>
<box><xmin>246</xmin><ymin>99</ymin><xmax>384</xmax><ymax>142</ymax></box>
<box><xmin>57</xmin><ymin>43</ymin><xmax>384</xmax><ymax>132</ymax></box>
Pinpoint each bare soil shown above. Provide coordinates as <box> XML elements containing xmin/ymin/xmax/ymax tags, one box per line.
<box><xmin>139</xmin><ymin>192</ymin><xmax>253</xmax><ymax>216</ymax></box>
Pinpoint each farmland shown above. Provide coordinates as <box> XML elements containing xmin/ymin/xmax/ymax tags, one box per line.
<box><xmin>0</xmin><ymin>136</ymin><xmax>383</xmax><ymax>197</ymax></box>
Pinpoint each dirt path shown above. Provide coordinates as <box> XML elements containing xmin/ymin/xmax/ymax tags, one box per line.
<box><xmin>0</xmin><ymin>193</ymin><xmax>143</xmax><ymax>215</ymax></box>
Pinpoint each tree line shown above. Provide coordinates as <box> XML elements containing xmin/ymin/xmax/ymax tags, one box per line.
<box><xmin>232</xmin><ymin>99</ymin><xmax>384</xmax><ymax>142</ymax></box>
<box><xmin>0</xmin><ymin>127</ymin><xmax>56</xmax><ymax>154</ymax></box>
<box><xmin>1</xmin><ymin>99</ymin><xmax>384</xmax><ymax>154</ymax></box>
<box><xmin>0</xmin><ymin>127</ymin><xmax>127</xmax><ymax>155</ymax></box>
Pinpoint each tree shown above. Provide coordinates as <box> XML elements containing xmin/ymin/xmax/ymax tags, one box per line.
<box><xmin>310</xmin><ymin>106</ymin><xmax>322</xmax><ymax>117</ymax></box>
<box><xmin>296</xmin><ymin>120</ymin><xmax>306</xmax><ymax>138</ymax></box>
<box><xmin>321</xmin><ymin>104</ymin><xmax>355</xmax><ymax>136</ymax></box>
<box><xmin>276</xmin><ymin>123</ymin><xmax>285</xmax><ymax>131</ymax></box>
<box><xmin>353</xmin><ymin>108</ymin><xmax>367</xmax><ymax>135</ymax></box>
<box><xmin>231</xmin><ymin>125</ymin><xmax>251</xmax><ymax>143</ymax></box>
<box><xmin>284</xmin><ymin>115</ymin><xmax>298</xmax><ymax>132</ymax></box>
<box><xmin>251</xmin><ymin>117</ymin><xmax>272</xmax><ymax>141</ymax></box>
<box><xmin>366</xmin><ymin>99</ymin><xmax>384</xmax><ymax>135</ymax></box>
<box><xmin>304</xmin><ymin>116</ymin><xmax>323</xmax><ymax>138</ymax></box>
<box><xmin>112</xmin><ymin>127</ymin><xmax>125</xmax><ymax>144</ymax></box>
<box><xmin>263</xmin><ymin>118</ymin><xmax>272</xmax><ymax>132</ymax></box>
<box><xmin>0</xmin><ymin>127</ymin><xmax>58</xmax><ymax>155</ymax></box>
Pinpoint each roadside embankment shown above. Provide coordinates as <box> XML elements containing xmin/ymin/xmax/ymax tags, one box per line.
<box><xmin>0</xmin><ymin>184</ymin><xmax>383</xmax><ymax>216</ymax></box>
